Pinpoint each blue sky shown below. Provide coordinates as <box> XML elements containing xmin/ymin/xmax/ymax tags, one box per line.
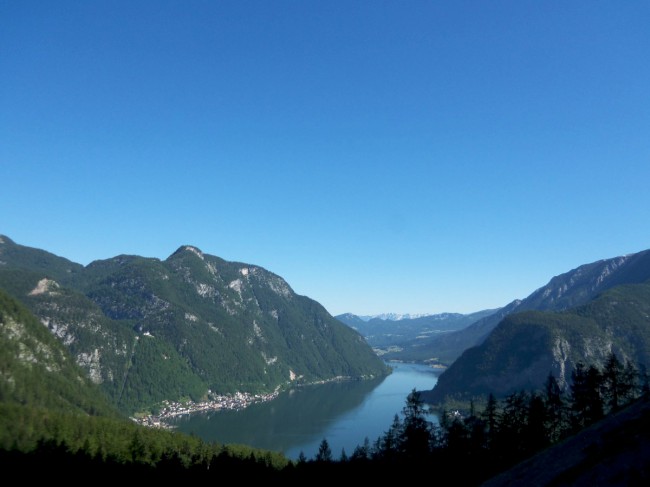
<box><xmin>2</xmin><ymin>1</ymin><xmax>649</xmax><ymax>317</ymax></box>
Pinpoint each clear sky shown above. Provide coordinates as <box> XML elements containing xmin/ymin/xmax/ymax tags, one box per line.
<box><xmin>2</xmin><ymin>1</ymin><xmax>649</xmax><ymax>317</ymax></box>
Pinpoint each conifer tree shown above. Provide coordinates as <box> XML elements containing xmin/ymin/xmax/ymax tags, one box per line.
<box><xmin>602</xmin><ymin>352</ymin><xmax>623</xmax><ymax>412</ymax></box>
<box><xmin>543</xmin><ymin>373</ymin><xmax>567</xmax><ymax>442</ymax></box>
<box><xmin>315</xmin><ymin>438</ymin><xmax>332</xmax><ymax>462</ymax></box>
<box><xmin>350</xmin><ymin>437</ymin><xmax>370</xmax><ymax>462</ymax></box>
<box><xmin>379</xmin><ymin>414</ymin><xmax>402</xmax><ymax>459</ymax></box>
<box><xmin>525</xmin><ymin>392</ymin><xmax>548</xmax><ymax>453</ymax></box>
<box><xmin>482</xmin><ymin>393</ymin><xmax>499</xmax><ymax>449</ymax></box>
<box><xmin>497</xmin><ymin>390</ymin><xmax>529</xmax><ymax>460</ymax></box>
<box><xmin>400</xmin><ymin>389</ymin><xmax>432</xmax><ymax>460</ymax></box>
<box><xmin>339</xmin><ymin>448</ymin><xmax>348</xmax><ymax>462</ymax></box>
<box><xmin>570</xmin><ymin>362</ymin><xmax>604</xmax><ymax>430</ymax></box>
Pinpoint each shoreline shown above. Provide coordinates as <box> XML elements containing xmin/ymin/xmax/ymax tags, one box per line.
<box><xmin>131</xmin><ymin>390</ymin><xmax>281</xmax><ymax>430</ymax></box>
<box><xmin>131</xmin><ymin>373</ymin><xmax>384</xmax><ymax>430</ymax></box>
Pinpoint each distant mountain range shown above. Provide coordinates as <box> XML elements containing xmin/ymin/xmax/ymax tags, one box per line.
<box><xmin>336</xmin><ymin>310</ymin><xmax>498</xmax><ymax>354</ymax></box>
<box><xmin>335</xmin><ymin>246</ymin><xmax>650</xmax><ymax>408</ymax></box>
<box><xmin>354</xmin><ymin>313</ymin><xmax>438</xmax><ymax>322</ymax></box>
<box><xmin>356</xmin><ymin>249</ymin><xmax>650</xmax><ymax>368</ymax></box>
<box><xmin>0</xmin><ymin>235</ymin><xmax>389</xmax><ymax>414</ymax></box>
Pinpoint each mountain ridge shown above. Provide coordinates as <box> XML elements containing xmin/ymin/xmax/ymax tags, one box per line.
<box><xmin>409</xmin><ymin>249</ymin><xmax>650</xmax><ymax>366</ymax></box>
<box><xmin>0</xmin><ymin>235</ymin><xmax>389</xmax><ymax>414</ymax></box>
<box><xmin>420</xmin><ymin>266</ymin><xmax>650</xmax><ymax>406</ymax></box>
<box><xmin>336</xmin><ymin>309</ymin><xmax>500</xmax><ymax>360</ymax></box>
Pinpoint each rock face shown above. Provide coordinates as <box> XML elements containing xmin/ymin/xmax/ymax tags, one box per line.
<box><xmin>413</xmin><ymin>249</ymin><xmax>650</xmax><ymax>367</ymax></box>
<box><xmin>420</xmin><ymin>281</ymin><xmax>650</xmax><ymax>405</ymax></box>
<box><xmin>0</xmin><ymin>236</ymin><xmax>389</xmax><ymax>414</ymax></box>
<box><xmin>0</xmin><ymin>288</ymin><xmax>118</xmax><ymax>417</ymax></box>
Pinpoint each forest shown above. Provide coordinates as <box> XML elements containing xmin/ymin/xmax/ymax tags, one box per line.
<box><xmin>2</xmin><ymin>351</ymin><xmax>648</xmax><ymax>484</ymax></box>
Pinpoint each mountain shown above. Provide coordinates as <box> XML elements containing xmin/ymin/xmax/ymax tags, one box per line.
<box><xmin>4</xmin><ymin>248</ymin><xmax>649</xmax><ymax>482</ymax></box>
<box><xmin>420</xmin><ymin>281</ymin><xmax>650</xmax><ymax>406</ymax></box>
<box><xmin>0</xmin><ymin>235</ymin><xmax>389</xmax><ymax>414</ymax></box>
<box><xmin>336</xmin><ymin>309</ymin><xmax>498</xmax><ymax>357</ymax></box>
<box><xmin>0</xmin><ymin>288</ymin><xmax>119</xmax><ymax>417</ymax></box>
<box><xmin>357</xmin><ymin>313</ymin><xmax>437</xmax><ymax>321</ymax></box>
<box><xmin>412</xmin><ymin>249</ymin><xmax>650</xmax><ymax>366</ymax></box>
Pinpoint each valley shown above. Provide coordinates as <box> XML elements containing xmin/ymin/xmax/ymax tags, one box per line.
<box><xmin>2</xmin><ymin>235</ymin><xmax>650</xmax><ymax>482</ymax></box>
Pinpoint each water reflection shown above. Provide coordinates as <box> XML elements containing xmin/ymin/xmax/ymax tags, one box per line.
<box><xmin>168</xmin><ymin>362</ymin><xmax>439</xmax><ymax>460</ymax></box>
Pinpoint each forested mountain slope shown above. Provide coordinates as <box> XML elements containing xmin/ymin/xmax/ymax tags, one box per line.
<box><xmin>0</xmin><ymin>288</ymin><xmax>119</xmax><ymax>417</ymax></box>
<box><xmin>415</xmin><ymin>249</ymin><xmax>650</xmax><ymax>367</ymax></box>
<box><xmin>0</xmin><ymin>235</ymin><xmax>388</xmax><ymax>414</ymax></box>
<box><xmin>421</xmin><ymin>281</ymin><xmax>650</xmax><ymax>405</ymax></box>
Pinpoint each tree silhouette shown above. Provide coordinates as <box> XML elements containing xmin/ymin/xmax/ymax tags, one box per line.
<box><xmin>378</xmin><ymin>414</ymin><xmax>402</xmax><ymax>460</ymax></box>
<box><xmin>482</xmin><ymin>393</ymin><xmax>499</xmax><ymax>449</ymax></box>
<box><xmin>400</xmin><ymin>389</ymin><xmax>432</xmax><ymax>460</ymax></box>
<box><xmin>350</xmin><ymin>437</ymin><xmax>371</xmax><ymax>462</ymax></box>
<box><xmin>570</xmin><ymin>362</ymin><xmax>604</xmax><ymax>430</ymax></box>
<box><xmin>543</xmin><ymin>373</ymin><xmax>567</xmax><ymax>443</ymax></box>
<box><xmin>602</xmin><ymin>352</ymin><xmax>624</xmax><ymax>412</ymax></box>
<box><xmin>315</xmin><ymin>438</ymin><xmax>332</xmax><ymax>462</ymax></box>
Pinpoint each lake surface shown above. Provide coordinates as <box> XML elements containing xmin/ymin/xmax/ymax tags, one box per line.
<box><xmin>168</xmin><ymin>362</ymin><xmax>439</xmax><ymax>460</ymax></box>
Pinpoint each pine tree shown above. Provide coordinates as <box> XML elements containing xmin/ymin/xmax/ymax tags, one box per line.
<box><xmin>339</xmin><ymin>448</ymin><xmax>348</xmax><ymax>462</ymax></box>
<box><xmin>400</xmin><ymin>389</ymin><xmax>432</xmax><ymax>460</ymax></box>
<box><xmin>315</xmin><ymin>438</ymin><xmax>332</xmax><ymax>462</ymax></box>
<box><xmin>570</xmin><ymin>362</ymin><xmax>604</xmax><ymax>430</ymax></box>
<box><xmin>602</xmin><ymin>352</ymin><xmax>623</xmax><ymax>412</ymax></box>
<box><xmin>296</xmin><ymin>451</ymin><xmax>307</xmax><ymax>464</ymax></box>
<box><xmin>378</xmin><ymin>414</ymin><xmax>402</xmax><ymax>459</ymax></box>
<box><xmin>350</xmin><ymin>437</ymin><xmax>371</xmax><ymax>462</ymax></box>
<box><xmin>497</xmin><ymin>390</ymin><xmax>529</xmax><ymax>460</ymax></box>
<box><xmin>481</xmin><ymin>393</ymin><xmax>498</xmax><ymax>448</ymax></box>
<box><xmin>482</xmin><ymin>393</ymin><xmax>499</xmax><ymax>449</ymax></box>
<box><xmin>525</xmin><ymin>392</ymin><xmax>548</xmax><ymax>453</ymax></box>
<box><xmin>543</xmin><ymin>373</ymin><xmax>567</xmax><ymax>443</ymax></box>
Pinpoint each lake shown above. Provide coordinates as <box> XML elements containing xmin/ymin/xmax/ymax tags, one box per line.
<box><xmin>167</xmin><ymin>361</ymin><xmax>440</xmax><ymax>460</ymax></box>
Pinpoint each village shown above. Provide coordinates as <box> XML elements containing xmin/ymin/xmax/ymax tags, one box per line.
<box><xmin>132</xmin><ymin>375</ymin><xmax>356</xmax><ymax>430</ymax></box>
<box><xmin>132</xmin><ymin>390</ymin><xmax>280</xmax><ymax>429</ymax></box>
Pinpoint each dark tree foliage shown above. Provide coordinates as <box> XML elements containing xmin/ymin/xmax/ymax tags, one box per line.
<box><xmin>495</xmin><ymin>390</ymin><xmax>530</xmax><ymax>462</ymax></box>
<box><xmin>376</xmin><ymin>414</ymin><xmax>402</xmax><ymax>461</ymax></box>
<box><xmin>543</xmin><ymin>373</ymin><xmax>568</xmax><ymax>443</ymax></box>
<box><xmin>296</xmin><ymin>353</ymin><xmax>650</xmax><ymax>482</ymax></box>
<box><xmin>314</xmin><ymin>438</ymin><xmax>332</xmax><ymax>462</ymax></box>
<box><xmin>400</xmin><ymin>389</ymin><xmax>432</xmax><ymax>460</ymax></box>
<box><xmin>570</xmin><ymin>362</ymin><xmax>605</xmax><ymax>430</ymax></box>
<box><xmin>482</xmin><ymin>392</ymin><xmax>499</xmax><ymax>448</ymax></box>
<box><xmin>602</xmin><ymin>353</ymin><xmax>624</xmax><ymax>412</ymax></box>
<box><xmin>525</xmin><ymin>392</ymin><xmax>549</xmax><ymax>453</ymax></box>
<box><xmin>350</xmin><ymin>437</ymin><xmax>371</xmax><ymax>462</ymax></box>
<box><xmin>3</xmin><ymin>351</ymin><xmax>648</xmax><ymax>483</ymax></box>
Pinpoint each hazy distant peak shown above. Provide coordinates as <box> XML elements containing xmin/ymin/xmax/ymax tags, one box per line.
<box><xmin>359</xmin><ymin>313</ymin><xmax>436</xmax><ymax>322</ymax></box>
